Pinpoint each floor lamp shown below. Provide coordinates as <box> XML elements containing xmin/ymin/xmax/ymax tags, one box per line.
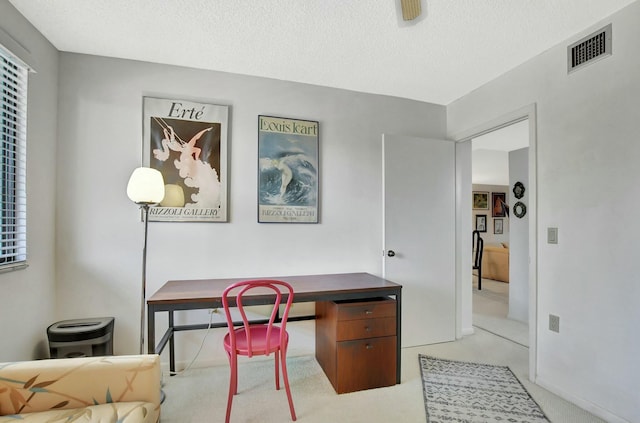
<box><xmin>127</xmin><ymin>167</ymin><xmax>165</xmax><ymax>354</ymax></box>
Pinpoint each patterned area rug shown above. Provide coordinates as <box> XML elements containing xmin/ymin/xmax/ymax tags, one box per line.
<box><xmin>419</xmin><ymin>355</ymin><xmax>550</xmax><ymax>423</ymax></box>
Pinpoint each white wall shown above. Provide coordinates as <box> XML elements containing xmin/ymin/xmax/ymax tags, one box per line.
<box><xmin>54</xmin><ymin>52</ymin><xmax>446</xmax><ymax>363</ymax></box>
<box><xmin>447</xmin><ymin>2</ymin><xmax>640</xmax><ymax>421</ymax></box>
<box><xmin>508</xmin><ymin>148</ymin><xmax>528</xmax><ymax>323</ymax></box>
<box><xmin>472</xmin><ymin>149</ymin><xmax>510</xmax><ymax>185</ymax></box>
<box><xmin>0</xmin><ymin>2</ymin><xmax>58</xmax><ymax>361</ymax></box>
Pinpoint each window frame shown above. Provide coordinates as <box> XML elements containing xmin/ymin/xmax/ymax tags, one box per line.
<box><xmin>0</xmin><ymin>45</ymin><xmax>28</xmax><ymax>272</ymax></box>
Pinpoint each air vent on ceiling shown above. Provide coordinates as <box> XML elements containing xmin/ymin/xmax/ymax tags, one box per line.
<box><xmin>568</xmin><ymin>24</ymin><xmax>612</xmax><ymax>73</ymax></box>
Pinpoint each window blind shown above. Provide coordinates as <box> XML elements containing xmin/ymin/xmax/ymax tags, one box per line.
<box><xmin>0</xmin><ymin>46</ymin><xmax>28</xmax><ymax>270</ymax></box>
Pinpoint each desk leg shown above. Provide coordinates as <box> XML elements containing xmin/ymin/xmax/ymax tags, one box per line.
<box><xmin>169</xmin><ymin>311</ymin><xmax>175</xmax><ymax>374</ymax></box>
<box><xmin>147</xmin><ymin>304</ymin><xmax>155</xmax><ymax>354</ymax></box>
<box><xmin>396</xmin><ymin>290</ymin><xmax>402</xmax><ymax>384</ymax></box>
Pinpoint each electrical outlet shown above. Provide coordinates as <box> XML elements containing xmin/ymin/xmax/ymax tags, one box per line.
<box><xmin>549</xmin><ymin>314</ymin><xmax>560</xmax><ymax>333</ymax></box>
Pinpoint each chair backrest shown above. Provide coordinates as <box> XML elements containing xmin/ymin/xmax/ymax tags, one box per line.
<box><xmin>221</xmin><ymin>279</ymin><xmax>295</xmax><ymax>357</ymax></box>
<box><xmin>472</xmin><ymin>230</ymin><xmax>484</xmax><ymax>268</ymax></box>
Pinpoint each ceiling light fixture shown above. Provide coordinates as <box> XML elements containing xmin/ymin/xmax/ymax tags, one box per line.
<box><xmin>400</xmin><ymin>0</ymin><xmax>422</xmax><ymax>20</ymax></box>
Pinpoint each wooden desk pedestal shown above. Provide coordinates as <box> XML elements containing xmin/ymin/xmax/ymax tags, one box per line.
<box><xmin>315</xmin><ymin>298</ymin><xmax>397</xmax><ymax>394</ymax></box>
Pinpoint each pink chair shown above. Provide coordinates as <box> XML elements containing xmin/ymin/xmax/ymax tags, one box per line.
<box><xmin>221</xmin><ymin>280</ymin><xmax>297</xmax><ymax>423</ymax></box>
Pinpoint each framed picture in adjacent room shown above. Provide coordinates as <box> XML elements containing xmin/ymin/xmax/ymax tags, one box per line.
<box><xmin>492</xmin><ymin>192</ymin><xmax>507</xmax><ymax>217</ymax></box>
<box><xmin>258</xmin><ymin>115</ymin><xmax>319</xmax><ymax>223</ymax></box>
<box><xmin>475</xmin><ymin>214</ymin><xmax>487</xmax><ymax>232</ymax></box>
<box><xmin>142</xmin><ymin>97</ymin><xmax>229</xmax><ymax>222</ymax></box>
<box><xmin>494</xmin><ymin>218</ymin><xmax>504</xmax><ymax>234</ymax></box>
<box><xmin>473</xmin><ymin>191</ymin><xmax>489</xmax><ymax>209</ymax></box>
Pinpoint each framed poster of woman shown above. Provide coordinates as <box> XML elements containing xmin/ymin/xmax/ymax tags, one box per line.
<box><xmin>142</xmin><ymin>97</ymin><xmax>229</xmax><ymax>222</ymax></box>
<box><xmin>492</xmin><ymin>192</ymin><xmax>507</xmax><ymax>217</ymax></box>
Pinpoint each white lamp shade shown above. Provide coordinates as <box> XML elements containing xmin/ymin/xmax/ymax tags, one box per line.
<box><xmin>127</xmin><ymin>167</ymin><xmax>165</xmax><ymax>204</ymax></box>
<box><xmin>160</xmin><ymin>184</ymin><xmax>185</xmax><ymax>207</ymax></box>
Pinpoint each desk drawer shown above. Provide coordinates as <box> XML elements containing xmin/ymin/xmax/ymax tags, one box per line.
<box><xmin>335</xmin><ymin>298</ymin><xmax>396</xmax><ymax>321</ymax></box>
<box><xmin>335</xmin><ymin>336</ymin><xmax>397</xmax><ymax>393</ymax></box>
<box><xmin>316</xmin><ymin>298</ymin><xmax>398</xmax><ymax>394</ymax></box>
<box><xmin>336</xmin><ymin>316</ymin><xmax>396</xmax><ymax>341</ymax></box>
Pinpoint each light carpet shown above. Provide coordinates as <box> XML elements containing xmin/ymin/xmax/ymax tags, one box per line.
<box><xmin>420</xmin><ymin>355</ymin><xmax>549</xmax><ymax>423</ymax></box>
<box><xmin>159</xmin><ymin>324</ymin><xmax>604</xmax><ymax>422</ymax></box>
<box><xmin>161</xmin><ymin>354</ymin><xmax>425</xmax><ymax>422</ymax></box>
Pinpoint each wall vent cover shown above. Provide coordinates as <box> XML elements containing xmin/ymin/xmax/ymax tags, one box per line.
<box><xmin>568</xmin><ymin>24</ymin><xmax>612</xmax><ymax>73</ymax></box>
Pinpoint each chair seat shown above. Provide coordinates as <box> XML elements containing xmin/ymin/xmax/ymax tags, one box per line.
<box><xmin>223</xmin><ymin>324</ymin><xmax>288</xmax><ymax>356</ymax></box>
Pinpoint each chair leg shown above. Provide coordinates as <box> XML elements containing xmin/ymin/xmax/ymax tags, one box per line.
<box><xmin>226</xmin><ymin>351</ymin><xmax>238</xmax><ymax>395</ymax></box>
<box><xmin>232</xmin><ymin>356</ymin><xmax>238</xmax><ymax>395</ymax></box>
<box><xmin>274</xmin><ymin>350</ymin><xmax>280</xmax><ymax>390</ymax></box>
<box><xmin>225</xmin><ymin>353</ymin><xmax>237</xmax><ymax>423</ymax></box>
<box><xmin>280</xmin><ymin>350</ymin><xmax>296</xmax><ymax>421</ymax></box>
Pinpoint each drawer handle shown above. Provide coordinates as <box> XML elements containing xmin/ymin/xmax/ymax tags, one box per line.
<box><xmin>365</xmin><ymin>344</ymin><xmax>373</xmax><ymax>350</ymax></box>
<box><xmin>364</xmin><ymin>326</ymin><xmax>371</xmax><ymax>332</ymax></box>
<box><xmin>364</xmin><ymin>310</ymin><xmax>373</xmax><ymax>315</ymax></box>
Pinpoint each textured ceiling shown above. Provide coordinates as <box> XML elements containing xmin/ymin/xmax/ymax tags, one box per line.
<box><xmin>7</xmin><ymin>0</ymin><xmax>637</xmax><ymax>105</ymax></box>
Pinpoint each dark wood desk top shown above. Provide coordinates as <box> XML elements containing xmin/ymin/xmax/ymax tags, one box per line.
<box><xmin>148</xmin><ymin>272</ymin><xmax>401</xmax><ymax>305</ymax></box>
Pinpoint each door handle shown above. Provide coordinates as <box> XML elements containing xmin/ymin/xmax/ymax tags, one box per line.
<box><xmin>387</xmin><ymin>250</ymin><xmax>396</xmax><ymax>257</ymax></box>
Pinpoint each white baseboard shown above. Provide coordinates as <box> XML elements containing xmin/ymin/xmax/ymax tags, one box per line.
<box><xmin>535</xmin><ymin>377</ymin><xmax>630</xmax><ymax>423</ymax></box>
<box><xmin>461</xmin><ymin>326</ymin><xmax>475</xmax><ymax>336</ymax></box>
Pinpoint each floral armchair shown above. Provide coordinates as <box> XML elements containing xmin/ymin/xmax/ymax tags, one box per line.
<box><xmin>0</xmin><ymin>354</ymin><xmax>161</xmax><ymax>422</ymax></box>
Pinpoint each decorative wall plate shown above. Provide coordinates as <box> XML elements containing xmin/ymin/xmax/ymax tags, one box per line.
<box><xmin>513</xmin><ymin>201</ymin><xmax>527</xmax><ymax>218</ymax></box>
<box><xmin>513</xmin><ymin>181</ymin><xmax>525</xmax><ymax>199</ymax></box>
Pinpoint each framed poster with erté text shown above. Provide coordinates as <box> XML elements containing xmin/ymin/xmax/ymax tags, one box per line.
<box><xmin>258</xmin><ymin>115</ymin><xmax>319</xmax><ymax>223</ymax></box>
<box><xmin>142</xmin><ymin>97</ymin><xmax>228</xmax><ymax>222</ymax></box>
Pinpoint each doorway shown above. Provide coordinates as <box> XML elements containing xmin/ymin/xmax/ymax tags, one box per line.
<box><xmin>453</xmin><ymin>104</ymin><xmax>538</xmax><ymax>381</ymax></box>
<box><xmin>471</xmin><ymin>120</ymin><xmax>529</xmax><ymax>346</ymax></box>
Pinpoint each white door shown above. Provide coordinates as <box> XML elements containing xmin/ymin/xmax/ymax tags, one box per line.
<box><xmin>383</xmin><ymin>134</ymin><xmax>456</xmax><ymax>347</ymax></box>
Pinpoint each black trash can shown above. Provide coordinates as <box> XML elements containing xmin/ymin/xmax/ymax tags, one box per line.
<box><xmin>47</xmin><ymin>317</ymin><xmax>115</xmax><ymax>358</ymax></box>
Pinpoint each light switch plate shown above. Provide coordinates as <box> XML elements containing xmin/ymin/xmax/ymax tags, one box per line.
<box><xmin>547</xmin><ymin>227</ymin><xmax>558</xmax><ymax>244</ymax></box>
<box><xmin>549</xmin><ymin>314</ymin><xmax>560</xmax><ymax>333</ymax></box>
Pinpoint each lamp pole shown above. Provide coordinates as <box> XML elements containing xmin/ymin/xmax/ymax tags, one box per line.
<box><xmin>127</xmin><ymin>166</ymin><xmax>165</xmax><ymax>355</ymax></box>
<box><xmin>139</xmin><ymin>203</ymin><xmax>151</xmax><ymax>354</ymax></box>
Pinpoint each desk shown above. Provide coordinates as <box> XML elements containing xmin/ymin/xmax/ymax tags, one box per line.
<box><xmin>147</xmin><ymin>272</ymin><xmax>402</xmax><ymax>383</ymax></box>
